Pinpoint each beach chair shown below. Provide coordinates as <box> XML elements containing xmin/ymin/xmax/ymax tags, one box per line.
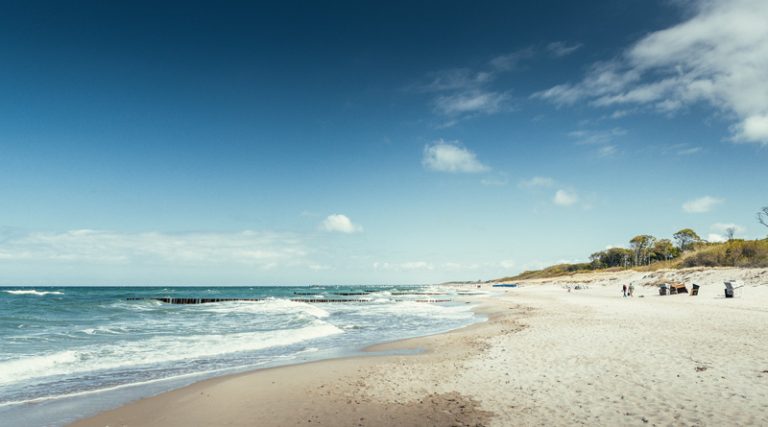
<box><xmin>724</xmin><ymin>281</ymin><xmax>743</xmax><ymax>298</ymax></box>
<box><xmin>671</xmin><ymin>283</ymin><xmax>688</xmax><ymax>294</ymax></box>
<box><xmin>659</xmin><ymin>284</ymin><xmax>669</xmax><ymax>296</ymax></box>
<box><xmin>724</xmin><ymin>282</ymin><xmax>734</xmax><ymax>298</ymax></box>
<box><xmin>690</xmin><ymin>284</ymin><xmax>700</xmax><ymax>296</ymax></box>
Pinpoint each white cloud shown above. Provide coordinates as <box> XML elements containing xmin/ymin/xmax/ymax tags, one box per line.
<box><xmin>401</xmin><ymin>261</ymin><xmax>434</xmax><ymax>270</ymax></box>
<box><xmin>659</xmin><ymin>143</ymin><xmax>703</xmax><ymax>156</ymax></box>
<box><xmin>707</xmin><ymin>233</ymin><xmax>727</xmax><ymax>243</ymax></box>
<box><xmin>568</xmin><ymin>128</ymin><xmax>626</xmax><ymax>157</ymax></box>
<box><xmin>597</xmin><ymin>145</ymin><xmax>618</xmax><ymax>157</ymax></box>
<box><xmin>321</xmin><ymin>214</ymin><xmax>363</xmax><ymax>234</ymax></box>
<box><xmin>678</xmin><ymin>147</ymin><xmax>702</xmax><ymax>155</ymax></box>
<box><xmin>373</xmin><ymin>261</ymin><xmax>434</xmax><ymax>271</ymax></box>
<box><xmin>533</xmin><ymin>83</ymin><xmax>585</xmax><ymax>107</ymax></box>
<box><xmin>422</xmin><ymin>139</ymin><xmax>489</xmax><ymax>173</ymax></box>
<box><xmin>737</xmin><ymin>114</ymin><xmax>768</xmax><ymax>142</ymax></box>
<box><xmin>708</xmin><ymin>222</ymin><xmax>746</xmax><ymax>242</ymax></box>
<box><xmin>434</xmin><ymin>90</ymin><xmax>509</xmax><ymax>116</ymax></box>
<box><xmin>673</xmin><ymin>144</ymin><xmax>703</xmax><ymax>155</ymax></box>
<box><xmin>682</xmin><ymin>196</ymin><xmax>724</xmax><ymax>213</ymax></box>
<box><xmin>568</xmin><ymin>128</ymin><xmax>627</xmax><ymax>145</ymax></box>
<box><xmin>489</xmin><ymin>48</ymin><xmax>534</xmax><ymax>71</ymax></box>
<box><xmin>711</xmin><ymin>222</ymin><xmax>746</xmax><ymax>235</ymax></box>
<box><xmin>553</xmin><ymin>189</ymin><xmax>579</xmax><ymax>206</ymax></box>
<box><xmin>416</xmin><ymin>49</ymin><xmax>535</xmax><ymax>124</ymax></box>
<box><xmin>519</xmin><ymin>176</ymin><xmax>555</xmax><ymax>189</ymax></box>
<box><xmin>605</xmin><ymin>244</ymin><xmax>626</xmax><ymax>250</ymax></box>
<box><xmin>373</xmin><ymin>260</ymin><xmax>489</xmax><ymax>272</ymax></box>
<box><xmin>533</xmin><ymin>0</ymin><xmax>768</xmax><ymax>145</ymax></box>
<box><xmin>547</xmin><ymin>41</ymin><xmax>583</xmax><ymax>57</ymax></box>
<box><xmin>480</xmin><ymin>173</ymin><xmax>509</xmax><ymax>186</ymax></box>
<box><xmin>556</xmin><ymin>258</ymin><xmax>586</xmax><ymax>265</ymax></box>
<box><xmin>499</xmin><ymin>259</ymin><xmax>516</xmax><ymax>269</ymax></box>
<box><xmin>443</xmin><ymin>262</ymin><xmax>481</xmax><ymax>270</ymax></box>
<box><xmin>0</xmin><ymin>229</ymin><xmax>306</xmax><ymax>267</ymax></box>
<box><xmin>418</xmin><ymin>68</ymin><xmax>494</xmax><ymax>92</ymax></box>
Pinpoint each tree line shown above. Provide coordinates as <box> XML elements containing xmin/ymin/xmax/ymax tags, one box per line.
<box><xmin>589</xmin><ymin>229</ymin><xmax>703</xmax><ymax>269</ymax></box>
<box><xmin>505</xmin><ymin>208</ymin><xmax>768</xmax><ymax>281</ymax></box>
<box><xmin>590</xmin><ymin>206</ymin><xmax>768</xmax><ymax>270</ymax></box>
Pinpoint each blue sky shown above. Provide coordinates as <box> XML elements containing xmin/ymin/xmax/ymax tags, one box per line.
<box><xmin>1</xmin><ymin>0</ymin><xmax>766</xmax><ymax>285</ymax></box>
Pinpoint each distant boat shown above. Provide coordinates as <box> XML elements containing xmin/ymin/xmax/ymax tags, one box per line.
<box><xmin>492</xmin><ymin>283</ymin><xmax>518</xmax><ymax>288</ymax></box>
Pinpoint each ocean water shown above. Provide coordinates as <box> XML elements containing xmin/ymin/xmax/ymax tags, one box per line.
<box><xmin>0</xmin><ymin>285</ymin><xmax>483</xmax><ymax>426</ymax></box>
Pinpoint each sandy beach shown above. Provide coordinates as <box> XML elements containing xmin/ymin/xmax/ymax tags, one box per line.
<box><xmin>5</xmin><ymin>1</ymin><xmax>767</xmax><ymax>425</ymax></box>
<box><xmin>72</xmin><ymin>267</ymin><xmax>768</xmax><ymax>427</ymax></box>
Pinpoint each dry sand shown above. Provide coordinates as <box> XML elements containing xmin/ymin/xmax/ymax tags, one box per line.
<box><xmin>72</xmin><ymin>267</ymin><xmax>768</xmax><ymax>427</ymax></box>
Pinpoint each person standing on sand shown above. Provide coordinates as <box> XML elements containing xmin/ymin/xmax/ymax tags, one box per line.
<box><xmin>622</xmin><ymin>284</ymin><xmax>627</xmax><ymax>297</ymax></box>
<box><xmin>628</xmin><ymin>283</ymin><xmax>635</xmax><ymax>297</ymax></box>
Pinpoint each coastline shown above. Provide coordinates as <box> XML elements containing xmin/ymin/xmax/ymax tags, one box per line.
<box><xmin>72</xmin><ymin>267</ymin><xmax>768</xmax><ymax>427</ymax></box>
<box><xmin>1</xmin><ymin>286</ymin><xmax>485</xmax><ymax>427</ymax></box>
<box><xmin>71</xmin><ymin>293</ymin><xmax>511</xmax><ymax>427</ymax></box>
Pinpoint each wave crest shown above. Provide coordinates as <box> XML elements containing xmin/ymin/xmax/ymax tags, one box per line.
<box><xmin>3</xmin><ymin>290</ymin><xmax>63</xmax><ymax>296</ymax></box>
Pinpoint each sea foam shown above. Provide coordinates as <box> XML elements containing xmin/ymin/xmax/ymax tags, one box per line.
<box><xmin>0</xmin><ymin>321</ymin><xmax>342</xmax><ymax>386</ymax></box>
<box><xmin>0</xmin><ymin>285</ymin><xmax>479</xmax><ymax>424</ymax></box>
<box><xmin>4</xmin><ymin>289</ymin><xmax>63</xmax><ymax>296</ymax></box>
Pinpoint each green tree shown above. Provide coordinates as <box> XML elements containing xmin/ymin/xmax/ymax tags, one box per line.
<box><xmin>589</xmin><ymin>251</ymin><xmax>605</xmax><ymax>269</ymax></box>
<box><xmin>590</xmin><ymin>247</ymin><xmax>635</xmax><ymax>269</ymax></box>
<box><xmin>673</xmin><ymin>228</ymin><xmax>700</xmax><ymax>251</ymax></box>
<box><xmin>608</xmin><ymin>247</ymin><xmax>634</xmax><ymax>268</ymax></box>
<box><xmin>651</xmin><ymin>239</ymin><xmax>677</xmax><ymax>262</ymax></box>
<box><xmin>630</xmin><ymin>235</ymin><xmax>656</xmax><ymax>266</ymax></box>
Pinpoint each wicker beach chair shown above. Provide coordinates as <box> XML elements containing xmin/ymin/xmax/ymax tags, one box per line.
<box><xmin>724</xmin><ymin>281</ymin><xmax>743</xmax><ymax>298</ymax></box>
<box><xmin>670</xmin><ymin>283</ymin><xmax>688</xmax><ymax>294</ymax></box>
<box><xmin>691</xmin><ymin>284</ymin><xmax>700</xmax><ymax>296</ymax></box>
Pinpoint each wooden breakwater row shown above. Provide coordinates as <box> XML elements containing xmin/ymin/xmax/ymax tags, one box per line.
<box><xmin>292</xmin><ymin>292</ymin><xmax>374</xmax><ymax>296</ymax></box>
<box><xmin>126</xmin><ymin>297</ymin><xmax>451</xmax><ymax>304</ymax></box>
<box><xmin>390</xmin><ymin>292</ymin><xmax>443</xmax><ymax>296</ymax></box>
<box><xmin>292</xmin><ymin>291</ymin><xmax>445</xmax><ymax>296</ymax></box>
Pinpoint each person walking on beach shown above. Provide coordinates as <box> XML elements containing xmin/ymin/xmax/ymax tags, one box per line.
<box><xmin>622</xmin><ymin>284</ymin><xmax>627</xmax><ymax>297</ymax></box>
<box><xmin>628</xmin><ymin>283</ymin><xmax>635</xmax><ymax>297</ymax></box>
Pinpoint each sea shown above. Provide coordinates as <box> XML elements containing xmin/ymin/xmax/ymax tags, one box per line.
<box><xmin>0</xmin><ymin>285</ymin><xmax>484</xmax><ymax>427</ymax></box>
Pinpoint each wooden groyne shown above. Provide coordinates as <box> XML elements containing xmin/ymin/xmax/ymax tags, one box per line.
<box><xmin>292</xmin><ymin>292</ymin><xmax>374</xmax><ymax>296</ymax></box>
<box><xmin>390</xmin><ymin>292</ymin><xmax>443</xmax><ymax>296</ymax></box>
<box><xmin>332</xmin><ymin>292</ymin><xmax>374</xmax><ymax>296</ymax></box>
<box><xmin>127</xmin><ymin>297</ymin><xmax>451</xmax><ymax>304</ymax></box>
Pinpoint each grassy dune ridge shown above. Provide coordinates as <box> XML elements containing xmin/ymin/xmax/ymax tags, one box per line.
<box><xmin>499</xmin><ymin>239</ymin><xmax>768</xmax><ymax>282</ymax></box>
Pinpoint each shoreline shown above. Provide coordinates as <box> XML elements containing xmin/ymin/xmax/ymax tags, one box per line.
<box><xmin>71</xmin><ymin>293</ymin><xmax>511</xmax><ymax>427</ymax></box>
<box><xmin>72</xmin><ymin>267</ymin><xmax>768</xmax><ymax>426</ymax></box>
<box><xmin>1</xmin><ymin>285</ymin><xmax>483</xmax><ymax>427</ymax></box>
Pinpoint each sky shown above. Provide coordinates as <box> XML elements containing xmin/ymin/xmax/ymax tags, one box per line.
<box><xmin>1</xmin><ymin>0</ymin><xmax>767</xmax><ymax>285</ymax></box>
